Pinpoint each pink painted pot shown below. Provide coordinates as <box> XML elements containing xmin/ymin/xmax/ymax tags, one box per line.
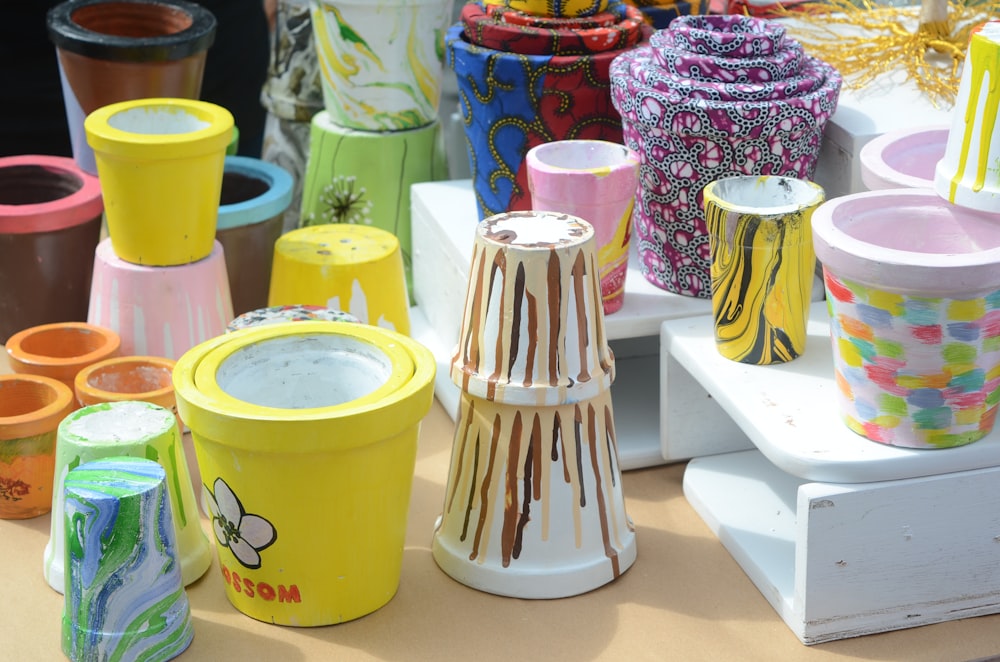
<box><xmin>0</xmin><ymin>155</ymin><xmax>103</xmax><ymax>344</ymax></box>
<box><xmin>859</xmin><ymin>125</ymin><xmax>948</xmax><ymax>191</ymax></box>
<box><xmin>87</xmin><ymin>238</ymin><xmax>233</xmax><ymax>359</ymax></box>
<box><xmin>812</xmin><ymin>188</ymin><xmax>1000</xmax><ymax>449</ymax></box>
<box><xmin>526</xmin><ymin>139</ymin><xmax>640</xmax><ymax>315</ymax></box>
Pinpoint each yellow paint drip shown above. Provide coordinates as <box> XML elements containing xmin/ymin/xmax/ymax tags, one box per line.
<box><xmin>950</xmin><ymin>29</ymin><xmax>1000</xmax><ymax>201</ymax></box>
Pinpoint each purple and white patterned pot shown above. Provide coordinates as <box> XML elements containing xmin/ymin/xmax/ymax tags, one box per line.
<box><xmin>610</xmin><ymin>14</ymin><xmax>841</xmax><ymax>298</ymax></box>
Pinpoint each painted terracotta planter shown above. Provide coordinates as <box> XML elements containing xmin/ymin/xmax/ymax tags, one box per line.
<box><xmin>0</xmin><ymin>374</ymin><xmax>75</xmax><ymax>519</ymax></box>
<box><xmin>610</xmin><ymin>14</ymin><xmax>841</xmax><ymax>298</ymax></box>
<box><xmin>860</xmin><ymin>125</ymin><xmax>948</xmax><ymax>191</ymax></box>
<box><xmin>526</xmin><ymin>139</ymin><xmax>639</xmax><ymax>315</ymax></box>
<box><xmin>5</xmin><ymin>321</ymin><xmax>121</xmax><ymax>393</ymax></box>
<box><xmin>812</xmin><ymin>189</ymin><xmax>1000</xmax><ymax>449</ymax></box>
<box><xmin>0</xmin><ymin>155</ymin><xmax>104</xmax><ymax>345</ymax></box>
<box><xmin>85</xmin><ymin>97</ymin><xmax>234</xmax><ymax>266</ymax></box>
<box><xmin>44</xmin><ymin>401</ymin><xmax>211</xmax><ymax>593</ymax></box>
<box><xmin>268</xmin><ymin>224</ymin><xmax>411</xmax><ymax>335</ymax></box>
<box><xmin>703</xmin><ymin>175</ymin><xmax>825</xmax><ymax>365</ymax></box>
<box><xmin>46</xmin><ymin>0</ymin><xmax>216</xmax><ymax>175</ymax></box>
<box><xmin>935</xmin><ymin>21</ymin><xmax>1000</xmax><ymax>212</ymax></box>
<box><xmin>173</xmin><ymin>321</ymin><xmax>436</xmax><ymax>625</ymax></box>
<box><xmin>73</xmin><ymin>355</ymin><xmax>177</xmax><ymax>413</ymax></box>
<box><xmin>88</xmin><ymin>238</ymin><xmax>234</xmax><ymax>360</ymax></box>
<box><xmin>311</xmin><ymin>0</ymin><xmax>454</xmax><ymax>131</ymax></box>
<box><xmin>217</xmin><ymin>156</ymin><xmax>294</xmax><ymax>317</ymax></box>
<box><xmin>299</xmin><ymin>111</ymin><xmax>448</xmax><ymax>297</ymax></box>
<box><xmin>61</xmin><ymin>457</ymin><xmax>193</xmax><ymax>662</ymax></box>
<box><xmin>435</xmin><ymin>211</ymin><xmax>635</xmax><ymax>598</ymax></box>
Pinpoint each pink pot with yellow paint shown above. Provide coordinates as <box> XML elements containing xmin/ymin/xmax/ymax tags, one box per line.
<box><xmin>812</xmin><ymin>188</ymin><xmax>1000</xmax><ymax>449</ymax></box>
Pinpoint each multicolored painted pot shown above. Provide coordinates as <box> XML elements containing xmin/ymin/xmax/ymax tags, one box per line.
<box><xmin>85</xmin><ymin>97</ymin><xmax>234</xmax><ymax>266</ymax></box>
<box><xmin>61</xmin><ymin>457</ymin><xmax>193</xmax><ymax>662</ymax></box>
<box><xmin>268</xmin><ymin>224</ymin><xmax>411</xmax><ymax>335</ymax></box>
<box><xmin>311</xmin><ymin>0</ymin><xmax>454</xmax><ymax>131</ymax></box>
<box><xmin>173</xmin><ymin>321</ymin><xmax>436</xmax><ymax>625</ymax></box>
<box><xmin>935</xmin><ymin>21</ymin><xmax>1000</xmax><ymax>213</ymax></box>
<box><xmin>87</xmin><ymin>238</ymin><xmax>234</xmax><ymax>360</ymax></box>
<box><xmin>298</xmin><ymin>111</ymin><xmax>449</xmax><ymax>296</ymax></box>
<box><xmin>435</xmin><ymin>211</ymin><xmax>634</xmax><ymax>598</ymax></box>
<box><xmin>46</xmin><ymin>0</ymin><xmax>216</xmax><ymax>175</ymax></box>
<box><xmin>217</xmin><ymin>156</ymin><xmax>294</xmax><ymax>317</ymax></box>
<box><xmin>44</xmin><ymin>401</ymin><xmax>211</xmax><ymax>592</ymax></box>
<box><xmin>812</xmin><ymin>188</ymin><xmax>1000</xmax><ymax>449</ymax></box>
<box><xmin>227</xmin><ymin>305</ymin><xmax>359</xmax><ymax>332</ymax></box>
<box><xmin>0</xmin><ymin>155</ymin><xmax>103</xmax><ymax>345</ymax></box>
<box><xmin>482</xmin><ymin>0</ymin><xmax>611</xmax><ymax>16</ymax></box>
<box><xmin>860</xmin><ymin>125</ymin><xmax>948</xmax><ymax>191</ymax></box>
<box><xmin>5</xmin><ymin>322</ymin><xmax>121</xmax><ymax>393</ymax></box>
<box><xmin>703</xmin><ymin>175</ymin><xmax>824</xmax><ymax>365</ymax></box>
<box><xmin>526</xmin><ymin>139</ymin><xmax>639</xmax><ymax>315</ymax></box>
<box><xmin>0</xmin><ymin>374</ymin><xmax>75</xmax><ymax>519</ymax></box>
<box><xmin>610</xmin><ymin>14</ymin><xmax>841</xmax><ymax>298</ymax></box>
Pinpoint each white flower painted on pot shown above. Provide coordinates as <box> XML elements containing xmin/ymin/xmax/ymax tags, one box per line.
<box><xmin>204</xmin><ymin>477</ymin><xmax>277</xmax><ymax>569</ymax></box>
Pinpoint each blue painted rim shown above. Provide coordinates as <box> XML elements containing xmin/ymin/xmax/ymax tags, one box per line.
<box><xmin>217</xmin><ymin>156</ymin><xmax>294</xmax><ymax>230</ymax></box>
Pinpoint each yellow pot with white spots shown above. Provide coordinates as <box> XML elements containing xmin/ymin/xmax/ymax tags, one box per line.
<box><xmin>173</xmin><ymin>321</ymin><xmax>436</xmax><ymax>626</ymax></box>
<box><xmin>85</xmin><ymin>98</ymin><xmax>234</xmax><ymax>266</ymax></box>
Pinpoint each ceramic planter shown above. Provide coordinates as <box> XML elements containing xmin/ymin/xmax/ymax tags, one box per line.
<box><xmin>87</xmin><ymin>238</ymin><xmax>234</xmax><ymax>360</ymax></box>
<box><xmin>311</xmin><ymin>0</ymin><xmax>454</xmax><ymax>130</ymax></box>
<box><xmin>812</xmin><ymin>188</ymin><xmax>1000</xmax><ymax>449</ymax></box>
<box><xmin>935</xmin><ymin>21</ymin><xmax>1000</xmax><ymax>212</ymax></box>
<box><xmin>61</xmin><ymin>457</ymin><xmax>193</xmax><ymax>662</ymax></box>
<box><xmin>173</xmin><ymin>321</ymin><xmax>436</xmax><ymax>625</ymax></box>
<box><xmin>526</xmin><ymin>139</ymin><xmax>640</xmax><ymax>315</ymax></box>
<box><xmin>434</xmin><ymin>211</ymin><xmax>635</xmax><ymax>598</ymax></box>
<box><xmin>46</xmin><ymin>0</ymin><xmax>216</xmax><ymax>175</ymax></box>
<box><xmin>5</xmin><ymin>322</ymin><xmax>121</xmax><ymax>393</ymax></box>
<box><xmin>703</xmin><ymin>175</ymin><xmax>825</xmax><ymax>365</ymax></box>
<box><xmin>860</xmin><ymin>125</ymin><xmax>948</xmax><ymax>191</ymax></box>
<box><xmin>0</xmin><ymin>374</ymin><xmax>75</xmax><ymax>519</ymax></box>
<box><xmin>268</xmin><ymin>224</ymin><xmax>411</xmax><ymax>335</ymax></box>
<box><xmin>85</xmin><ymin>97</ymin><xmax>234</xmax><ymax>266</ymax></box>
<box><xmin>610</xmin><ymin>14</ymin><xmax>841</xmax><ymax>298</ymax></box>
<box><xmin>73</xmin><ymin>355</ymin><xmax>177</xmax><ymax>413</ymax></box>
<box><xmin>216</xmin><ymin>156</ymin><xmax>294</xmax><ymax>317</ymax></box>
<box><xmin>227</xmin><ymin>305</ymin><xmax>359</xmax><ymax>332</ymax></box>
<box><xmin>0</xmin><ymin>155</ymin><xmax>104</xmax><ymax>345</ymax></box>
<box><xmin>44</xmin><ymin>401</ymin><xmax>211</xmax><ymax>593</ymax></box>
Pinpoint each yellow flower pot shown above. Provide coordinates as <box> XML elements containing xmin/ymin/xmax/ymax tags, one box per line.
<box><xmin>84</xmin><ymin>97</ymin><xmax>234</xmax><ymax>266</ymax></box>
<box><xmin>173</xmin><ymin>321</ymin><xmax>436</xmax><ymax>626</ymax></box>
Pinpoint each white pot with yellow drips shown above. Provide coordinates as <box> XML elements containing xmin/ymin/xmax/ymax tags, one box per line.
<box><xmin>432</xmin><ymin>211</ymin><xmax>637</xmax><ymax>599</ymax></box>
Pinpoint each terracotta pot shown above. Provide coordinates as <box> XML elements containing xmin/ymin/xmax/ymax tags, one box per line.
<box><xmin>46</xmin><ymin>0</ymin><xmax>217</xmax><ymax>174</ymax></box>
<box><xmin>0</xmin><ymin>374</ymin><xmax>75</xmax><ymax>519</ymax></box>
<box><xmin>74</xmin><ymin>355</ymin><xmax>177</xmax><ymax>411</ymax></box>
<box><xmin>216</xmin><ymin>157</ymin><xmax>293</xmax><ymax>317</ymax></box>
<box><xmin>6</xmin><ymin>322</ymin><xmax>121</xmax><ymax>394</ymax></box>
<box><xmin>0</xmin><ymin>155</ymin><xmax>103</xmax><ymax>345</ymax></box>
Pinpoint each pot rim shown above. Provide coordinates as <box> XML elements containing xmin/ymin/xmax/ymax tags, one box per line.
<box><xmin>859</xmin><ymin>124</ymin><xmax>948</xmax><ymax>191</ymax></box>
<box><xmin>702</xmin><ymin>175</ymin><xmax>825</xmax><ymax>216</ymax></box>
<box><xmin>84</xmin><ymin>98</ymin><xmax>234</xmax><ymax>158</ymax></box>
<box><xmin>74</xmin><ymin>355</ymin><xmax>177</xmax><ymax>404</ymax></box>
<box><xmin>0</xmin><ymin>374</ymin><xmax>75</xmax><ymax>440</ymax></box>
<box><xmin>46</xmin><ymin>0</ymin><xmax>216</xmax><ymax>63</ymax></box>
<box><xmin>0</xmin><ymin>155</ymin><xmax>104</xmax><ymax>232</ymax></box>
<box><xmin>217</xmin><ymin>157</ymin><xmax>294</xmax><ymax>230</ymax></box>
<box><xmin>173</xmin><ymin>322</ymin><xmax>436</xmax><ymax>453</ymax></box>
<box><xmin>6</xmin><ymin>322</ymin><xmax>122</xmax><ymax>376</ymax></box>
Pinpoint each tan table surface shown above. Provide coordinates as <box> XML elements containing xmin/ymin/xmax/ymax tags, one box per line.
<box><xmin>4</xmin><ymin>351</ymin><xmax>1000</xmax><ymax>662</ymax></box>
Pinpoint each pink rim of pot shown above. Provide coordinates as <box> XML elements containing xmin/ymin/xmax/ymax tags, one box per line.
<box><xmin>667</xmin><ymin>14</ymin><xmax>787</xmax><ymax>56</ymax></box>
<box><xmin>649</xmin><ymin>29</ymin><xmax>804</xmax><ymax>83</ymax></box>
<box><xmin>0</xmin><ymin>155</ymin><xmax>103</xmax><ymax>233</ymax></box>
<box><xmin>463</xmin><ymin>2</ymin><xmax>645</xmax><ymax>56</ymax></box>
<box><xmin>859</xmin><ymin>125</ymin><xmax>948</xmax><ymax>191</ymax></box>
<box><xmin>812</xmin><ymin>188</ymin><xmax>1000</xmax><ymax>296</ymax></box>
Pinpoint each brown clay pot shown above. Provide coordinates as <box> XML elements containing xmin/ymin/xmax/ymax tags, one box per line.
<box><xmin>0</xmin><ymin>155</ymin><xmax>104</xmax><ymax>345</ymax></box>
<box><xmin>6</xmin><ymin>322</ymin><xmax>121</xmax><ymax>394</ymax></box>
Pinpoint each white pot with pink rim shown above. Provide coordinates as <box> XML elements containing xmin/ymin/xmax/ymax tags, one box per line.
<box><xmin>812</xmin><ymin>188</ymin><xmax>1000</xmax><ymax>449</ymax></box>
<box><xmin>859</xmin><ymin>125</ymin><xmax>948</xmax><ymax>191</ymax></box>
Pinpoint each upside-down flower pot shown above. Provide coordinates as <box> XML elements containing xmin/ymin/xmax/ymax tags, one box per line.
<box><xmin>46</xmin><ymin>0</ymin><xmax>216</xmax><ymax>175</ymax></box>
<box><xmin>173</xmin><ymin>321</ymin><xmax>436</xmax><ymax>625</ymax></box>
<box><xmin>0</xmin><ymin>155</ymin><xmax>104</xmax><ymax>345</ymax></box>
<box><xmin>216</xmin><ymin>156</ymin><xmax>294</xmax><ymax>317</ymax></box>
<box><xmin>311</xmin><ymin>0</ymin><xmax>455</xmax><ymax>131</ymax></box>
<box><xmin>85</xmin><ymin>97</ymin><xmax>234</xmax><ymax>266</ymax></box>
<box><xmin>610</xmin><ymin>14</ymin><xmax>841</xmax><ymax>298</ymax></box>
<box><xmin>812</xmin><ymin>188</ymin><xmax>1000</xmax><ymax>449</ymax></box>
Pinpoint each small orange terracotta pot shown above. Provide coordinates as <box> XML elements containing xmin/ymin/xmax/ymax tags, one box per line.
<box><xmin>74</xmin><ymin>355</ymin><xmax>178</xmax><ymax>420</ymax></box>
<box><xmin>0</xmin><ymin>374</ymin><xmax>75</xmax><ymax>519</ymax></box>
<box><xmin>6</xmin><ymin>322</ymin><xmax>121</xmax><ymax>393</ymax></box>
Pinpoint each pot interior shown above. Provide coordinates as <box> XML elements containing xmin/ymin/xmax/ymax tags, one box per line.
<box><xmin>532</xmin><ymin>140</ymin><xmax>634</xmax><ymax>171</ymax></box>
<box><xmin>709</xmin><ymin>175</ymin><xmax>822</xmax><ymax>215</ymax></box>
<box><xmin>18</xmin><ymin>327</ymin><xmax>110</xmax><ymax>360</ymax></box>
<box><xmin>70</xmin><ymin>3</ymin><xmax>193</xmax><ymax>38</ymax></box>
<box><xmin>214</xmin><ymin>334</ymin><xmax>395</xmax><ymax>409</ymax></box>
<box><xmin>107</xmin><ymin>106</ymin><xmax>210</xmax><ymax>135</ymax></box>
<box><xmin>0</xmin><ymin>165</ymin><xmax>82</xmax><ymax>206</ymax></box>
<box><xmin>220</xmin><ymin>172</ymin><xmax>270</xmax><ymax>206</ymax></box>
<box><xmin>86</xmin><ymin>363</ymin><xmax>172</xmax><ymax>395</ymax></box>
<box><xmin>0</xmin><ymin>380</ymin><xmax>60</xmax><ymax>418</ymax></box>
